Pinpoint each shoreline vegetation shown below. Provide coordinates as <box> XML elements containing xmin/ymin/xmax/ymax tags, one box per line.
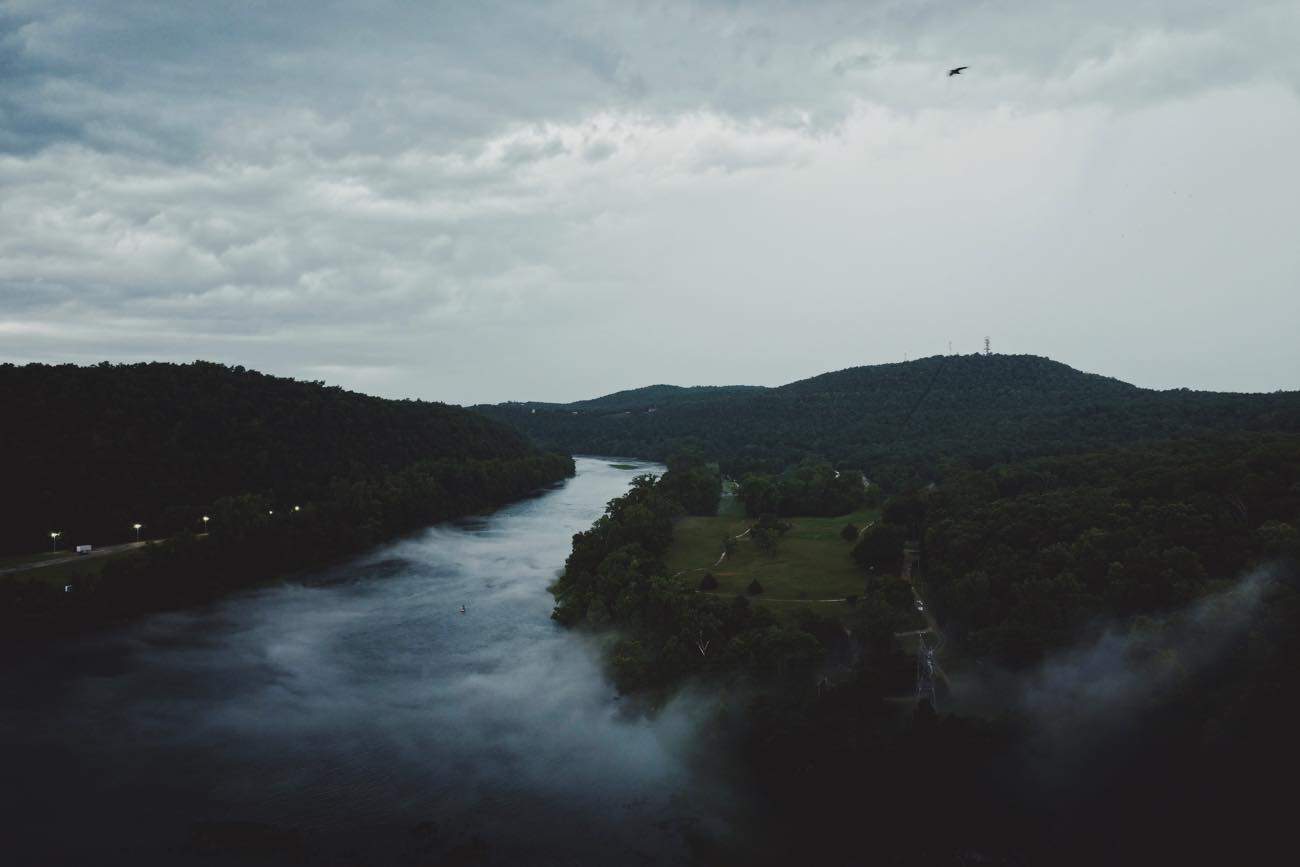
<box><xmin>548</xmin><ymin>434</ymin><xmax>1300</xmax><ymax>863</ymax></box>
<box><xmin>0</xmin><ymin>361</ymin><xmax>576</xmax><ymax>643</ymax></box>
<box><xmin>548</xmin><ymin>453</ymin><xmax>910</xmax><ymax>694</ymax></box>
<box><xmin>556</xmin><ymin>432</ymin><xmax>1300</xmax><ymax>696</ymax></box>
<box><xmin>478</xmin><ymin>354</ymin><xmax>1300</xmax><ymax>488</ymax></box>
<box><xmin>2</xmin><ymin>452</ymin><xmax>574</xmax><ymax>642</ymax></box>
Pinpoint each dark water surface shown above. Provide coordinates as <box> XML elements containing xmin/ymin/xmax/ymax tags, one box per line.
<box><xmin>2</xmin><ymin>458</ymin><xmax>729</xmax><ymax>865</ymax></box>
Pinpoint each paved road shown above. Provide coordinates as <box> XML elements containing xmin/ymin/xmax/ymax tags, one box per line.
<box><xmin>0</xmin><ymin>541</ymin><xmax>150</xmax><ymax>577</ymax></box>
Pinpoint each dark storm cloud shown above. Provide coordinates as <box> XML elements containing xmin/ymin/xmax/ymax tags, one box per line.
<box><xmin>1</xmin><ymin>1</ymin><xmax>1297</xmax><ymax>400</ymax></box>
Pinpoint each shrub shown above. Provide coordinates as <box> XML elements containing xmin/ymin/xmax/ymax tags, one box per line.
<box><xmin>747</xmin><ymin>578</ymin><xmax>764</xmax><ymax>596</ymax></box>
<box><xmin>699</xmin><ymin>572</ymin><xmax>719</xmax><ymax>591</ymax></box>
<box><xmin>841</xmin><ymin>523</ymin><xmax>859</xmax><ymax>542</ymax></box>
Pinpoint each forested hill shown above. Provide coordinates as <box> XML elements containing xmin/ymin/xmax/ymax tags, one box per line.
<box><xmin>478</xmin><ymin>354</ymin><xmax>1300</xmax><ymax>487</ymax></box>
<box><xmin>0</xmin><ymin>361</ymin><xmax>559</xmax><ymax>554</ymax></box>
<box><xmin>495</xmin><ymin>383</ymin><xmax>766</xmax><ymax>414</ymax></box>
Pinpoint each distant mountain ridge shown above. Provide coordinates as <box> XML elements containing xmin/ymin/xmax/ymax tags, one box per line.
<box><xmin>477</xmin><ymin>354</ymin><xmax>1300</xmax><ymax>488</ymax></box>
<box><xmin>778</xmin><ymin>354</ymin><xmax>1137</xmax><ymax>398</ymax></box>
<box><xmin>496</xmin><ymin>383</ymin><xmax>767</xmax><ymax>415</ymax></box>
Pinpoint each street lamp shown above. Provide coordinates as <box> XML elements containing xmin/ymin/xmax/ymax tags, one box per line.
<box><xmin>50</xmin><ymin>530</ymin><xmax>61</xmax><ymax>552</ymax></box>
<box><xmin>202</xmin><ymin>515</ymin><xmax>210</xmax><ymax>533</ymax></box>
<box><xmin>133</xmin><ymin>523</ymin><xmax>142</xmax><ymax>542</ymax></box>
<box><xmin>293</xmin><ymin>505</ymin><xmax>300</xmax><ymax>513</ymax></box>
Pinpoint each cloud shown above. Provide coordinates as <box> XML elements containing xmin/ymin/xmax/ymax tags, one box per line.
<box><xmin>1</xmin><ymin>1</ymin><xmax>1298</xmax><ymax>401</ymax></box>
<box><xmin>948</xmin><ymin>566</ymin><xmax>1281</xmax><ymax>760</ymax></box>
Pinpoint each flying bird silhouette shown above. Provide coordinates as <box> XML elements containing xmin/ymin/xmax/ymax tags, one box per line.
<box><xmin>948</xmin><ymin>66</ymin><xmax>968</xmax><ymax>76</ymax></box>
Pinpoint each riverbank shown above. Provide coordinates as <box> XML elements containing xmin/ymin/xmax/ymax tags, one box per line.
<box><xmin>0</xmin><ymin>452</ymin><xmax>575</xmax><ymax>644</ymax></box>
<box><xmin>0</xmin><ymin>457</ymin><xmax>738</xmax><ymax>866</ymax></box>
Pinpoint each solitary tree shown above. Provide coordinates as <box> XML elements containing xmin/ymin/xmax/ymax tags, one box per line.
<box><xmin>752</xmin><ymin>526</ymin><xmax>778</xmax><ymax>555</ymax></box>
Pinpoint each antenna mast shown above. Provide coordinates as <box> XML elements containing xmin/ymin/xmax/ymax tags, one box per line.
<box><xmin>984</xmin><ymin>337</ymin><xmax>991</xmax><ymax>356</ymax></box>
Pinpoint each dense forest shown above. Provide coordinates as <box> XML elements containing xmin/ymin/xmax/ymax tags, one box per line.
<box><xmin>549</xmin><ymin>434</ymin><xmax>1300</xmax><ymax>864</ymax></box>
<box><xmin>0</xmin><ymin>361</ymin><xmax>574</xmax><ymax>638</ymax></box>
<box><xmin>0</xmin><ymin>361</ymin><xmax>549</xmax><ymax>554</ymax></box>
<box><xmin>737</xmin><ymin>460</ymin><xmax>873</xmax><ymax>517</ymax></box>
<box><xmin>479</xmin><ymin>354</ymin><xmax>1300</xmax><ymax>488</ymax></box>
<box><xmin>920</xmin><ymin>433</ymin><xmax>1300</xmax><ymax>664</ymax></box>
<box><xmin>747</xmin><ymin>431</ymin><xmax>1300</xmax><ymax>865</ymax></box>
<box><xmin>2</xmin><ymin>450</ymin><xmax>573</xmax><ymax>640</ymax></box>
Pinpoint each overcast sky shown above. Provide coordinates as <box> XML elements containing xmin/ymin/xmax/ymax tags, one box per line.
<box><xmin>2</xmin><ymin>1</ymin><xmax>1297</xmax><ymax>403</ymax></box>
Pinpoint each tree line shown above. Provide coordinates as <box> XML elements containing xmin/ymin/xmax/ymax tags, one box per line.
<box><xmin>548</xmin><ymin>452</ymin><xmax>918</xmax><ymax>694</ymax></box>
<box><xmin>547</xmin><ymin>433</ymin><xmax>1300</xmax><ymax>864</ymax></box>
<box><xmin>480</xmin><ymin>354</ymin><xmax>1300</xmax><ymax>490</ymax></box>
<box><xmin>0</xmin><ymin>361</ymin><xmax>542</xmax><ymax>554</ymax></box>
<box><xmin>0</xmin><ymin>361</ymin><xmax>575</xmax><ymax>639</ymax></box>
<box><xmin>916</xmin><ymin>432</ymin><xmax>1300</xmax><ymax>665</ymax></box>
<box><xmin>2</xmin><ymin>452</ymin><xmax>573</xmax><ymax>640</ymax></box>
<box><xmin>736</xmin><ymin>459</ymin><xmax>871</xmax><ymax>517</ymax></box>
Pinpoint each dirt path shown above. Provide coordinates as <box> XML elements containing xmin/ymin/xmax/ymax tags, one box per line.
<box><xmin>711</xmin><ymin>526</ymin><xmax>752</xmax><ymax>567</ymax></box>
<box><xmin>697</xmin><ymin>590</ymin><xmax>847</xmax><ymax>603</ymax></box>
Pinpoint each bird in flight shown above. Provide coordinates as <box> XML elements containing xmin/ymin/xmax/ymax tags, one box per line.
<box><xmin>948</xmin><ymin>66</ymin><xmax>968</xmax><ymax>76</ymax></box>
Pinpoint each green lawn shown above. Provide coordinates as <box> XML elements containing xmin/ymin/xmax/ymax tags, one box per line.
<box><xmin>666</xmin><ymin>508</ymin><xmax>878</xmax><ymax>622</ymax></box>
<box><xmin>717</xmin><ymin>480</ymin><xmax>748</xmax><ymax>514</ymax></box>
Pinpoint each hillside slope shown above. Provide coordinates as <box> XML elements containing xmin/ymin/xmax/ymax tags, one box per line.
<box><xmin>0</xmin><ymin>361</ymin><xmax>555</xmax><ymax>554</ymax></box>
<box><xmin>479</xmin><ymin>354</ymin><xmax>1300</xmax><ymax>487</ymax></box>
<box><xmin>493</xmin><ymin>383</ymin><xmax>766</xmax><ymax>415</ymax></box>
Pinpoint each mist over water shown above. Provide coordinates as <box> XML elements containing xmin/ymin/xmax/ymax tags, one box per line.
<box><xmin>1</xmin><ymin>459</ymin><xmax>727</xmax><ymax>865</ymax></box>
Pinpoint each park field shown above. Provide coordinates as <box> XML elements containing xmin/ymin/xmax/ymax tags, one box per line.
<box><xmin>665</xmin><ymin>508</ymin><xmax>878</xmax><ymax>622</ymax></box>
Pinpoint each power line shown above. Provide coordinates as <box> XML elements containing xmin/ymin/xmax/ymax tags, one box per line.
<box><xmin>895</xmin><ymin>354</ymin><xmax>951</xmax><ymax>441</ymax></box>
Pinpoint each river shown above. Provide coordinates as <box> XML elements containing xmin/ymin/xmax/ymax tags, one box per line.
<box><xmin>1</xmin><ymin>458</ymin><xmax>732</xmax><ymax>865</ymax></box>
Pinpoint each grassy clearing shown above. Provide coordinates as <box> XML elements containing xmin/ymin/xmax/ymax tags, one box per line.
<box><xmin>715</xmin><ymin>479</ymin><xmax>746</xmax><ymax>517</ymax></box>
<box><xmin>666</xmin><ymin>508</ymin><xmax>878</xmax><ymax>622</ymax></box>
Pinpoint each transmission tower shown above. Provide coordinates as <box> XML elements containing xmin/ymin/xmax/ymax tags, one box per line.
<box><xmin>984</xmin><ymin>337</ymin><xmax>991</xmax><ymax>356</ymax></box>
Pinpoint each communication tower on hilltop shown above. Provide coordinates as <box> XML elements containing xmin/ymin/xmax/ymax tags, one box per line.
<box><xmin>984</xmin><ymin>337</ymin><xmax>991</xmax><ymax>356</ymax></box>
